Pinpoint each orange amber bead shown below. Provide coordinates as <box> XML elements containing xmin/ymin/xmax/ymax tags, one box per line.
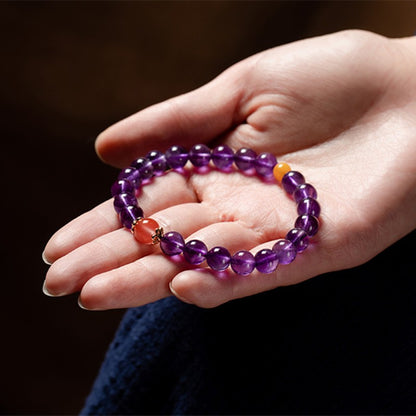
<box><xmin>273</xmin><ymin>162</ymin><xmax>291</xmax><ymax>182</ymax></box>
<box><xmin>133</xmin><ymin>218</ymin><xmax>160</xmax><ymax>244</ymax></box>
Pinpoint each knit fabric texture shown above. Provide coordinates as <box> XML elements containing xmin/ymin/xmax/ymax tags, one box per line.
<box><xmin>81</xmin><ymin>231</ymin><xmax>416</xmax><ymax>415</ymax></box>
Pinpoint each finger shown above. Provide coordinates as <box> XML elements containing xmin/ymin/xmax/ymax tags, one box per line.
<box><xmin>79</xmin><ymin>253</ymin><xmax>180</xmax><ymax>310</ymax></box>
<box><xmin>44</xmin><ymin>202</ymin><xmax>219</xmax><ymax>297</ymax></box>
<box><xmin>43</xmin><ymin>171</ymin><xmax>196</xmax><ymax>264</ymax></box>
<box><xmin>42</xmin><ymin>200</ymin><xmax>118</xmax><ymax>265</ymax></box>
<box><xmin>95</xmin><ymin>66</ymin><xmax>247</xmax><ymax>168</ymax></box>
<box><xmin>170</xmin><ymin>240</ymin><xmax>326</xmax><ymax>309</ymax></box>
<box><xmin>78</xmin><ymin>221</ymin><xmax>259</xmax><ymax>310</ymax></box>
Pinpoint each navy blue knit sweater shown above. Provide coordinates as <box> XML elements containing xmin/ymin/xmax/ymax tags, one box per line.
<box><xmin>81</xmin><ymin>231</ymin><xmax>415</xmax><ymax>414</ymax></box>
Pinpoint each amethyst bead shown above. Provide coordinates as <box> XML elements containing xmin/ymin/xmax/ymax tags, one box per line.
<box><xmin>286</xmin><ymin>228</ymin><xmax>309</xmax><ymax>253</ymax></box>
<box><xmin>111</xmin><ymin>179</ymin><xmax>134</xmax><ymax>197</ymax></box>
<box><xmin>293</xmin><ymin>183</ymin><xmax>317</xmax><ymax>203</ymax></box>
<box><xmin>183</xmin><ymin>239</ymin><xmax>208</xmax><ymax>265</ymax></box>
<box><xmin>297</xmin><ymin>197</ymin><xmax>321</xmax><ymax>218</ymax></box>
<box><xmin>206</xmin><ymin>246</ymin><xmax>231</xmax><ymax>271</ymax></box>
<box><xmin>189</xmin><ymin>144</ymin><xmax>211</xmax><ymax>167</ymax></box>
<box><xmin>130</xmin><ymin>157</ymin><xmax>154</xmax><ymax>180</ymax></box>
<box><xmin>231</xmin><ymin>250</ymin><xmax>255</xmax><ymax>276</ymax></box>
<box><xmin>146</xmin><ymin>150</ymin><xmax>168</xmax><ymax>175</ymax></box>
<box><xmin>113</xmin><ymin>193</ymin><xmax>138</xmax><ymax>214</ymax></box>
<box><xmin>160</xmin><ymin>231</ymin><xmax>185</xmax><ymax>256</ymax></box>
<box><xmin>234</xmin><ymin>148</ymin><xmax>257</xmax><ymax>171</ymax></box>
<box><xmin>272</xmin><ymin>239</ymin><xmax>297</xmax><ymax>265</ymax></box>
<box><xmin>165</xmin><ymin>145</ymin><xmax>188</xmax><ymax>169</ymax></box>
<box><xmin>211</xmin><ymin>145</ymin><xmax>234</xmax><ymax>170</ymax></box>
<box><xmin>254</xmin><ymin>152</ymin><xmax>277</xmax><ymax>177</ymax></box>
<box><xmin>295</xmin><ymin>215</ymin><xmax>319</xmax><ymax>237</ymax></box>
<box><xmin>118</xmin><ymin>167</ymin><xmax>141</xmax><ymax>188</ymax></box>
<box><xmin>119</xmin><ymin>205</ymin><xmax>144</xmax><ymax>229</ymax></box>
<box><xmin>282</xmin><ymin>171</ymin><xmax>305</xmax><ymax>194</ymax></box>
<box><xmin>255</xmin><ymin>249</ymin><xmax>279</xmax><ymax>274</ymax></box>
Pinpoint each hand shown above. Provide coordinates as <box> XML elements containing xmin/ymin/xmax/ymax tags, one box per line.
<box><xmin>43</xmin><ymin>30</ymin><xmax>416</xmax><ymax>309</ymax></box>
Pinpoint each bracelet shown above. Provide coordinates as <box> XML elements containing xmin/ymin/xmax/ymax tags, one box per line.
<box><xmin>111</xmin><ymin>144</ymin><xmax>320</xmax><ymax>275</ymax></box>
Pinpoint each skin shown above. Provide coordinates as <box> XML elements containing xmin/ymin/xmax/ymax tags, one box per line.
<box><xmin>43</xmin><ymin>30</ymin><xmax>416</xmax><ymax>309</ymax></box>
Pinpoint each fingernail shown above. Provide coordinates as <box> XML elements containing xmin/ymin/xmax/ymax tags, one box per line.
<box><xmin>78</xmin><ymin>297</ymin><xmax>90</xmax><ymax>311</ymax></box>
<box><xmin>169</xmin><ymin>281</ymin><xmax>193</xmax><ymax>304</ymax></box>
<box><xmin>42</xmin><ymin>251</ymin><xmax>52</xmax><ymax>266</ymax></box>
<box><xmin>42</xmin><ymin>281</ymin><xmax>65</xmax><ymax>297</ymax></box>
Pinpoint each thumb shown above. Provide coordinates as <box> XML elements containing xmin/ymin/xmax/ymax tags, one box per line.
<box><xmin>95</xmin><ymin>66</ymin><xmax>246</xmax><ymax>168</ymax></box>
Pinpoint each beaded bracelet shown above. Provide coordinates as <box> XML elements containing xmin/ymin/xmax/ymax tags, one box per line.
<box><xmin>111</xmin><ymin>144</ymin><xmax>320</xmax><ymax>275</ymax></box>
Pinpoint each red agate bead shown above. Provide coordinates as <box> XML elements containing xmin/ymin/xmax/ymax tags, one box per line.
<box><xmin>133</xmin><ymin>218</ymin><xmax>162</xmax><ymax>245</ymax></box>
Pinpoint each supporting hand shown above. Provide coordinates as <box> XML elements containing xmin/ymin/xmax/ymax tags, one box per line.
<box><xmin>43</xmin><ymin>30</ymin><xmax>416</xmax><ymax>309</ymax></box>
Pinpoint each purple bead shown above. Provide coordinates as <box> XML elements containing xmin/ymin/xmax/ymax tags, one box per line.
<box><xmin>234</xmin><ymin>148</ymin><xmax>257</xmax><ymax>171</ymax></box>
<box><xmin>231</xmin><ymin>250</ymin><xmax>255</xmax><ymax>276</ymax></box>
<box><xmin>189</xmin><ymin>144</ymin><xmax>211</xmax><ymax>167</ymax></box>
<box><xmin>206</xmin><ymin>246</ymin><xmax>231</xmax><ymax>271</ymax></box>
<box><xmin>286</xmin><ymin>228</ymin><xmax>309</xmax><ymax>253</ymax></box>
<box><xmin>165</xmin><ymin>145</ymin><xmax>188</xmax><ymax>169</ymax></box>
<box><xmin>282</xmin><ymin>171</ymin><xmax>305</xmax><ymax>194</ymax></box>
<box><xmin>272</xmin><ymin>239</ymin><xmax>297</xmax><ymax>265</ymax></box>
<box><xmin>119</xmin><ymin>205</ymin><xmax>144</xmax><ymax>229</ymax></box>
<box><xmin>183</xmin><ymin>239</ymin><xmax>208</xmax><ymax>265</ymax></box>
<box><xmin>146</xmin><ymin>150</ymin><xmax>168</xmax><ymax>175</ymax></box>
<box><xmin>293</xmin><ymin>183</ymin><xmax>317</xmax><ymax>203</ymax></box>
<box><xmin>113</xmin><ymin>193</ymin><xmax>137</xmax><ymax>214</ymax></box>
<box><xmin>254</xmin><ymin>152</ymin><xmax>277</xmax><ymax>177</ymax></box>
<box><xmin>111</xmin><ymin>179</ymin><xmax>134</xmax><ymax>197</ymax></box>
<box><xmin>255</xmin><ymin>249</ymin><xmax>279</xmax><ymax>274</ymax></box>
<box><xmin>297</xmin><ymin>197</ymin><xmax>321</xmax><ymax>218</ymax></box>
<box><xmin>295</xmin><ymin>215</ymin><xmax>319</xmax><ymax>237</ymax></box>
<box><xmin>118</xmin><ymin>167</ymin><xmax>141</xmax><ymax>188</ymax></box>
<box><xmin>130</xmin><ymin>157</ymin><xmax>154</xmax><ymax>180</ymax></box>
<box><xmin>211</xmin><ymin>145</ymin><xmax>234</xmax><ymax>170</ymax></box>
<box><xmin>160</xmin><ymin>231</ymin><xmax>185</xmax><ymax>256</ymax></box>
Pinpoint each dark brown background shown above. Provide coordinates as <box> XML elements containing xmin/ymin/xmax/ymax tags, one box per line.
<box><xmin>1</xmin><ymin>1</ymin><xmax>416</xmax><ymax>414</ymax></box>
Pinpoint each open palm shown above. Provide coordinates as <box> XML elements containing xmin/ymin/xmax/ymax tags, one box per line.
<box><xmin>44</xmin><ymin>30</ymin><xmax>416</xmax><ymax>309</ymax></box>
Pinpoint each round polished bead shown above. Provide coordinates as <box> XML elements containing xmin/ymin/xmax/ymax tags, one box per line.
<box><xmin>295</xmin><ymin>215</ymin><xmax>319</xmax><ymax>237</ymax></box>
<box><xmin>297</xmin><ymin>197</ymin><xmax>321</xmax><ymax>218</ymax></box>
<box><xmin>189</xmin><ymin>144</ymin><xmax>211</xmax><ymax>167</ymax></box>
<box><xmin>294</xmin><ymin>183</ymin><xmax>318</xmax><ymax>203</ymax></box>
<box><xmin>286</xmin><ymin>228</ymin><xmax>309</xmax><ymax>253</ymax></box>
<box><xmin>282</xmin><ymin>171</ymin><xmax>305</xmax><ymax>194</ymax></box>
<box><xmin>113</xmin><ymin>193</ymin><xmax>138</xmax><ymax>214</ymax></box>
<box><xmin>234</xmin><ymin>148</ymin><xmax>257</xmax><ymax>171</ymax></box>
<box><xmin>211</xmin><ymin>145</ymin><xmax>234</xmax><ymax>170</ymax></box>
<box><xmin>131</xmin><ymin>157</ymin><xmax>154</xmax><ymax>180</ymax></box>
<box><xmin>118</xmin><ymin>167</ymin><xmax>141</xmax><ymax>188</ymax></box>
<box><xmin>111</xmin><ymin>179</ymin><xmax>134</xmax><ymax>197</ymax></box>
<box><xmin>206</xmin><ymin>246</ymin><xmax>231</xmax><ymax>271</ymax></box>
<box><xmin>255</xmin><ymin>249</ymin><xmax>279</xmax><ymax>274</ymax></box>
<box><xmin>273</xmin><ymin>162</ymin><xmax>291</xmax><ymax>182</ymax></box>
<box><xmin>119</xmin><ymin>205</ymin><xmax>144</xmax><ymax>229</ymax></box>
<box><xmin>146</xmin><ymin>150</ymin><xmax>168</xmax><ymax>175</ymax></box>
<box><xmin>183</xmin><ymin>239</ymin><xmax>208</xmax><ymax>265</ymax></box>
<box><xmin>272</xmin><ymin>239</ymin><xmax>297</xmax><ymax>265</ymax></box>
<box><xmin>231</xmin><ymin>250</ymin><xmax>255</xmax><ymax>276</ymax></box>
<box><xmin>160</xmin><ymin>231</ymin><xmax>185</xmax><ymax>256</ymax></box>
<box><xmin>165</xmin><ymin>145</ymin><xmax>188</xmax><ymax>169</ymax></box>
<box><xmin>254</xmin><ymin>152</ymin><xmax>277</xmax><ymax>177</ymax></box>
<box><xmin>133</xmin><ymin>218</ymin><xmax>160</xmax><ymax>244</ymax></box>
